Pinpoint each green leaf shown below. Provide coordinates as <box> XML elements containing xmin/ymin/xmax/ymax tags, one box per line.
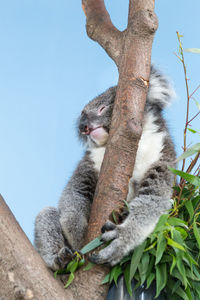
<box><xmin>124</xmin><ymin>264</ymin><xmax>132</xmax><ymax>297</ymax></box>
<box><xmin>172</xmin><ymin>268</ymin><xmax>186</xmax><ymax>286</ymax></box>
<box><xmin>170</xmin><ymin>254</ymin><xmax>177</xmax><ymax>274</ymax></box>
<box><xmin>188</xmin><ymin>128</ymin><xmax>197</xmax><ymax>134</ymax></box>
<box><xmin>144</xmin><ymin>240</ymin><xmax>157</xmax><ymax>252</ymax></box>
<box><xmin>68</xmin><ymin>261</ymin><xmax>79</xmax><ymax>273</ymax></box>
<box><xmin>185</xmin><ymin>201</ymin><xmax>194</xmax><ymax>220</ymax></box>
<box><xmin>80</xmin><ymin>236</ymin><xmax>104</xmax><ymax>254</ymax></box>
<box><xmin>101</xmin><ymin>273</ymin><xmax>110</xmax><ymax>285</ymax></box>
<box><xmin>184</xmin><ymin>251</ymin><xmax>198</xmax><ymax>268</ymax></box>
<box><xmin>64</xmin><ymin>272</ymin><xmax>75</xmax><ymax>288</ymax></box>
<box><xmin>176</xmin><ymin>227</ymin><xmax>188</xmax><ymax>240</ymax></box>
<box><xmin>78</xmin><ymin>258</ymin><xmax>85</xmax><ymax>267</ymax></box>
<box><xmin>175</xmin><ymin>286</ymin><xmax>189</xmax><ymax>300</ymax></box>
<box><xmin>83</xmin><ymin>262</ymin><xmax>95</xmax><ymax>271</ymax></box>
<box><xmin>168</xmin><ymin>167</ymin><xmax>200</xmax><ymax>187</ymax></box>
<box><xmin>193</xmin><ymin>99</ymin><xmax>200</xmax><ymax>111</ymax></box>
<box><xmin>146</xmin><ymin>273</ymin><xmax>155</xmax><ymax>289</ymax></box>
<box><xmin>156</xmin><ymin>233</ymin><xmax>167</xmax><ymax>265</ymax></box>
<box><xmin>112</xmin><ymin>211</ymin><xmax>118</xmax><ymax>224</ymax></box>
<box><xmin>154</xmin><ymin>214</ymin><xmax>169</xmax><ymax>232</ymax></box>
<box><xmin>138</xmin><ymin>252</ymin><xmax>150</xmax><ymax>285</ymax></box>
<box><xmin>54</xmin><ymin>270</ymin><xmax>58</xmax><ymax>279</ymax></box>
<box><xmin>113</xmin><ymin>265</ymin><xmax>123</xmax><ymax>286</ymax></box>
<box><xmin>109</xmin><ymin>265</ymin><xmax>118</xmax><ymax>283</ymax></box>
<box><xmin>130</xmin><ymin>240</ymin><xmax>146</xmax><ymax>280</ymax></box>
<box><xmin>193</xmin><ymin>221</ymin><xmax>200</xmax><ymax>249</ymax></box>
<box><xmin>167</xmin><ymin>237</ymin><xmax>186</xmax><ymax>251</ymax></box>
<box><xmin>191</xmin><ymin>281</ymin><xmax>200</xmax><ymax>298</ymax></box>
<box><xmin>176</xmin><ymin>143</ymin><xmax>200</xmax><ymax>162</ymax></box>
<box><xmin>155</xmin><ymin>264</ymin><xmax>167</xmax><ymax>298</ymax></box>
<box><xmin>177</xmin><ymin>253</ymin><xmax>187</xmax><ymax>288</ymax></box>
<box><xmin>184</xmin><ymin>48</ymin><xmax>200</xmax><ymax>54</ymax></box>
<box><xmin>172</xmin><ymin>281</ymin><xmax>181</xmax><ymax>294</ymax></box>
<box><xmin>168</xmin><ymin>217</ymin><xmax>188</xmax><ymax>228</ymax></box>
<box><xmin>66</xmin><ymin>260</ymin><xmax>76</xmax><ymax>272</ymax></box>
<box><xmin>185</xmin><ymin>286</ymin><xmax>193</xmax><ymax>300</ymax></box>
<box><xmin>186</xmin><ymin>267</ymin><xmax>200</xmax><ymax>281</ymax></box>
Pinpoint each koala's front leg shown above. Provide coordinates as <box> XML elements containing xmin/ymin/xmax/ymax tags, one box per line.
<box><xmin>90</xmin><ymin>163</ymin><xmax>174</xmax><ymax>266</ymax></box>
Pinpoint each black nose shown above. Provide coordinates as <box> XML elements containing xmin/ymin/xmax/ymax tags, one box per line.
<box><xmin>79</xmin><ymin>113</ymin><xmax>90</xmax><ymax>134</ymax></box>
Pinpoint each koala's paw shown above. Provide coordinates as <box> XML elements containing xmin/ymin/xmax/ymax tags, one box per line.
<box><xmin>53</xmin><ymin>246</ymin><xmax>74</xmax><ymax>270</ymax></box>
<box><xmin>89</xmin><ymin>220</ymin><xmax>132</xmax><ymax>266</ymax></box>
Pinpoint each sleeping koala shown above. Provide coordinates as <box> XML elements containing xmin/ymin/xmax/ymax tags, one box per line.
<box><xmin>34</xmin><ymin>66</ymin><xmax>176</xmax><ymax>270</ymax></box>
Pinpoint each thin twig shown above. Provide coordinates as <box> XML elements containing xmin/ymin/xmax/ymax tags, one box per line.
<box><xmin>176</xmin><ymin>32</ymin><xmax>191</xmax><ymax>172</ymax></box>
<box><xmin>188</xmin><ymin>111</ymin><xmax>200</xmax><ymax>124</ymax></box>
<box><xmin>189</xmin><ymin>84</ymin><xmax>200</xmax><ymax>99</ymax></box>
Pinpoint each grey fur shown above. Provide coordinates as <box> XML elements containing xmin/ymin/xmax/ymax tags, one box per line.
<box><xmin>34</xmin><ymin>66</ymin><xmax>176</xmax><ymax>269</ymax></box>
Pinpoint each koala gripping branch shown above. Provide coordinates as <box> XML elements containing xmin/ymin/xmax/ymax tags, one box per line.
<box><xmin>68</xmin><ymin>1</ymin><xmax>158</xmax><ymax>300</ymax></box>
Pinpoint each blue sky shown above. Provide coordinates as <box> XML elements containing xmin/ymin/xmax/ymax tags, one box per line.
<box><xmin>0</xmin><ymin>0</ymin><xmax>199</xmax><ymax>243</ymax></box>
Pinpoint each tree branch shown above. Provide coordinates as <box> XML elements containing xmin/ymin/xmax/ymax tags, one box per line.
<box><xmin>82</xmin><ymin>0</ymin><xmax>122</xmax><ymax>65</ymax></box>
<box><xmin>0</xmin><ymin>195</ymin><xmax>75</xmax><ymax>300</ymax></box>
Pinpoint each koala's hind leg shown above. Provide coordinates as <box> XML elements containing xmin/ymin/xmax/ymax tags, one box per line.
<box><xmin>34</xmin><ymin>207</ymin><xmax>73</xmax><ymax>271</ymax></box>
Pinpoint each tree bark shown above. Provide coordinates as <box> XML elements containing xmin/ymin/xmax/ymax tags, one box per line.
<box><xmin>0</xmin><ymin>194</ymin><xmax>75</xmax><ymax>300</ymax></box>
<box><xmin>0</xmin><ymin>1</ymin><xmax>158</xmax><ymax>299</ymax></box>
<box><xmin>68</xmin><ymin>1</ymin><xmax>158</xmax><ymax>300</ymax></box>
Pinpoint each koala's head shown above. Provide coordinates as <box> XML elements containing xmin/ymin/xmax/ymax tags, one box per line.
<box><xmin>78</xmin><ymin>86</ymin><xmax>116</xmax><ymax>148</ymax></box>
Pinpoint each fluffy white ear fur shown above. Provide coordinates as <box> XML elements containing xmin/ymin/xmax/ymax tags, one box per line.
<box><xmin>148</xmin><ymin>69</ymin><xmax>176</xmax><ymax>108</ymax></box>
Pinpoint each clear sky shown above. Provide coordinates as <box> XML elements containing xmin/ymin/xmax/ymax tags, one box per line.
<box><xmin>0</xmin><ymin>0</ymin><xmax>200</xmax><ymax>243</ymax></box>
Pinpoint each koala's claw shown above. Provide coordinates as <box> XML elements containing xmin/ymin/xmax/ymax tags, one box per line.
<box><xmin>101</xmin><ymin>220</ymin><xmax>116</xmax><ymax>233</ymax></box>
<box><xmin>90</xmin><ymin>221</ymin><xmax>132</xmax><ymax>266</ymax></box>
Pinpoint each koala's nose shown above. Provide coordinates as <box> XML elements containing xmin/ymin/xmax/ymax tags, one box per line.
<box><xmin>79</xmin><ymin>113</ymin><xmax>91</xmax><ymax>135</ymax></box>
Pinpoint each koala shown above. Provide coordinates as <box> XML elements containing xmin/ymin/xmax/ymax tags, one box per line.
<box><xmin>34</xmin><ymin>66</ymin><xmax>176</xmax><ymax>270</ymax></box>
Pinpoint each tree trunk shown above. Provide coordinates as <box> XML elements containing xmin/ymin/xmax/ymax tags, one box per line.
<box><xmin>0</xmin><ymin>1</ymin><xmax>158</xmax><ymax>299</ymax></box>
<box><xmin>68</xmin><ymin>1</ymin><xmax>158</xmax><ymax>299</ymax></box>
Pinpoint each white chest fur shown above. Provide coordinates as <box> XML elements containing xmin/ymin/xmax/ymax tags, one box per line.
<box><xmin>89</xmin><ymin>147</ymin><xmax>106</xmax><ymax>173</ymax></box>
<box><xmin>89</xmin><ymin>112</ymin><xmax>165</xmax><ymax>197</ymax></box>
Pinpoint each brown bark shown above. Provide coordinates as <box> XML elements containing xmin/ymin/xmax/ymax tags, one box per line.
<box><xmin>68</xmin><ymin>1</ymin><xmax>158</xmax><ymax>300</ymax></box>
<box><xmin>0</xmin><ymin>194</ymin><xmax>75</xmax><ymax>300</ymax></box>
<box><xmin>0</xmin><ymin>1</ymin><xmax>158</xmax><ymax>299</ymax></box>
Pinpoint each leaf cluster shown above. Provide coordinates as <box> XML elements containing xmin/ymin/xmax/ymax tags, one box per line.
<box><xmin>104</xmin><ymin>168</ymin><xmax>200</xmax><ymax>299</ymax></box>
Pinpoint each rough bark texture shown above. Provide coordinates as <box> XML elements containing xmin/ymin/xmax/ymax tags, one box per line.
<box><xmin>0</xmin><ymin>195</ymin><xmax>75</xmax><ymax>300</ymax></box>
<box><xmin>0</xmin><ymin>1</ymin><xmax>158</xmax><ymax>299</ymax></box>
<box><xmin>68</xmin><ymin>1</ymin><xmax>158</xmax><ymax>300</ymax></box>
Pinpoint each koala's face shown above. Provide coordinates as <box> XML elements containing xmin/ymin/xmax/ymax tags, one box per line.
<box><xmin>78</xmin><ymin>87</ymin><xmax>116</xmax><ymax>147</ymax></box>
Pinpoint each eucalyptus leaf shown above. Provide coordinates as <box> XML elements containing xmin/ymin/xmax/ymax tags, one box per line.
<box><xmin>101</xmin><ymin>273</ymin><xmax>110</xmax><ymax>285</ymax></box>
<box><xmin>184</xmin><ymin>48</ymin><xmax>200</xmax><ymax>54</ymax></box>
<box><xmin>168</xmin><ymin>167</ymin><xmax>200</xmax><ymax>187</ymax></box>
<box><xmin>83</xmin><ymin>262</ymin><xmax>95</xmax><ymax>271</ymax></box>
<box><xmin>64</xmin><ymin>272</ymin><xmax>75</xmax><ymax>288</ymax></box>
<box><xmin>81</xmin><ymin>236</ymin><xmax>104</xmax><ymax>254</ymax></box>
<box><xmin>130</xmin><ymin>240</ymin><xmax>146</xmax><ymax>280</ymax></box>
<box><xmin>185</xmin><ymin>201</ymin><xmax>194</xmax><ymax>220</ymax></box>
<box><xmin>188</xmin><ymin>128</ymin><xmax>197</xmax><ymax>134</ymax></box>
<box><xmin>146</xmin><ymin>273</ymin><xmax>155</xmax><ymax>289</ymax></box>
<box><xmin>177</xmin><ymin>253</ymin><xmax>188</xmax><ymax>288</ymax></box>
<box><xmin>167</xmin><ymin>237</ymin><xmax>186</xmax><ymax>251</ymax></box>
<box><xmin>155</xmin><ymin>264</ymin><xmax>167</xmax><ymax>298</ymax></box>
<box><xmin>156</xmin><ymin>233</ymin><xmax>167</xmax><ymax>265</ymax></box>
<box><xmin>113</xmin><ymin>265</ymin><xmax>123</xmax><ymax>286</ymax></box>
<box><xmin>176</xmin><ymin>143</ymin><xmax>200</xmax><ymax>162</ymax></box>
<box><xmin>124</xmin><ymin>264</ymin><xmax>132</xmax><ymax>297</ymax></box>
<box><xmin>175</xmin><ymin>286</ymin><xmax>189</xmax><ymax>300</ymax></box>
<box><xmin>193</xmin><ymin>221</ymin><xmax>200</xmax><ymax>249</ymax></box>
